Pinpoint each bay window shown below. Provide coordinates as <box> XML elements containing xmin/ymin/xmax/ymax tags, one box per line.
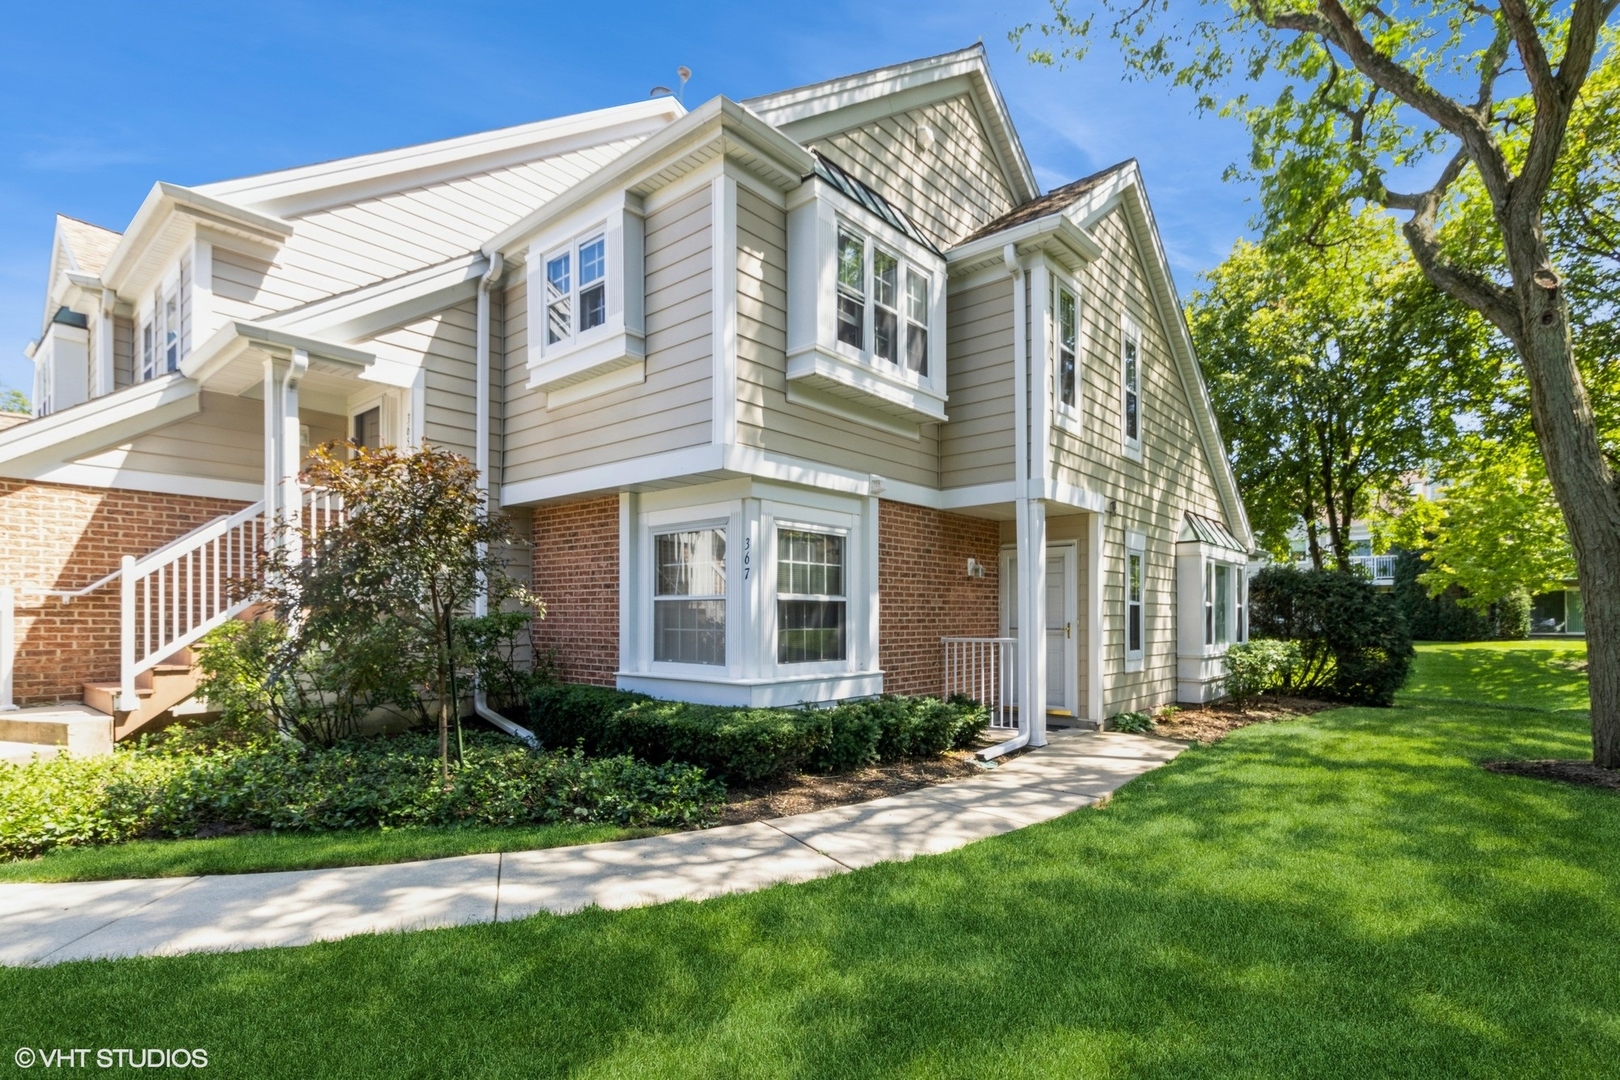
<box><xmin>777</xmin><ymin>528</ymin><xmax>846</xmax><ymax>664</ymax></box>
<box><xmin>138</xmin><ymin>258</ymin><xmax>191</xmax><ymax>382</ymax></box>
<box><xmin>832</xmin><ymin>222</ymin><xmax>932</xmax><ymax>378</ymax></box>
<box><xmin>653</xmin><ymin>527</ymin><xmax>727</xmax><ymax>667</ymax></box>
<box><xmin>1056</xmin><ymin>284</ymin><xmax>1078</xmax><ymax>419</ymax></box>
<box><xmin>1214</xmin><ymin>563</ymin><xmax>1231</xmax><ymax>644</ymax></box>
<box><xmin>544</xmin><ymin>232</ymin><xmax>608</xmax><ymax>349</ymax></box>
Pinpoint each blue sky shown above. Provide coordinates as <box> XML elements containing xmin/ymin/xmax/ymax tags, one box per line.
<box><xmin>0</xmin><ymin>0</ymin><xmax>1259</xmax><ymax>396</ymax></box>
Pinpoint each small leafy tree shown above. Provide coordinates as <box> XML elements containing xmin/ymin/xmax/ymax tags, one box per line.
<box><xmin>0</xmin><ymin>388</ymin><xmax>28</xmax><ymax>414</ymax></box>
<box><xmin>257</xmin><ymin>443</ymin><xmax>541</xmax><ymax>777</ymax></box>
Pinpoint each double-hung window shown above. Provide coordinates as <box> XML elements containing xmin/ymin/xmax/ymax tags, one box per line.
<box><xmin>777</xmin><ymin>528</ymin><xmax>846</xmax><ymax>664</ymax></box>
<box><xmin>833</xmin><ymin>224</ymin><xmax>931</xmax><ymax>377</ymax></box>
<box><xmin>1214</xmin><ymin>563</ymin><xmax>1232</xmax><ymax>645</ymax></box>
<box><xmin>1121</xmin><ymin>316</ymin><xmax>1142</xmax><ymax>455</ymax></box>
<box><xmin>1204</xmin><ymin>560</ymin><xmax>1215</xmax><ymax>647</ymax></box>
<box><xmin>1235</xmin><ymin>571</ymin><xmax>1247</xmax><ymax>643</ymax></box>
<box><xmin>653</xmin><ymin>527</ymin><xmax>727</xmax><ymax>667</ymax></box>
<box><xmin>1126</xmin><ymin>533</ymin><xmax>1145</xmax><ymax>669</ymax></box>
<box><xmin>1056</xmin><ymin>285</ymin><xmax>1079</xmax><ymax>418</ymax></box>
<box><xmin>545</xmin><ymin>232</ymin><xmax>607</xmax><ymax>348</ymax></box>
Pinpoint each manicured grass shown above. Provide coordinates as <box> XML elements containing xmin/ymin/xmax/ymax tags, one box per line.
<box><xmin>1403</xmin><ymin>637</ymin><xmax>1589</xmax><ymax>713</ymax></box>
<box><xmin>3</xmin><ymin>642</ymin><xmax>1615</xmax><ymax>1078</ymax></box>
<box><xmin>0</xmin><ymin>823</ymin><xmax>657</xmax><ymax>884</ymax></box>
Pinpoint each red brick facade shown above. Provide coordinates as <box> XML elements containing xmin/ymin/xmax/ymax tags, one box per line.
<box><xmin>531</xmin><ymin>495</ymin><xmax>620</xmax><ymax>686</ymax></box>
<box><xmin>878</xmin><ymin>499</ymin><xmax>1001</xmax><ymax>697</ymax></box>
<box><xmin>0</xmin><ymin>480</ymin><xmax>248</xmax><ymax>706</ymax></box>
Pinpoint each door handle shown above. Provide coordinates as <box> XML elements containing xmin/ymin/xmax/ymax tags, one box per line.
<box><xmin>1065</xmin><ymin>622</ymin><xmax>1072</xmax><ymax>639</ymax></box>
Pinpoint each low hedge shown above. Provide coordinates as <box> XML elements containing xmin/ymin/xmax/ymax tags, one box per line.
<box><xmin>0</xmin><ymin>733</ymin><xmax>723</xmax><ymax>861</ymax></box>
<box><xmin>527</xmin><ymin>687</ymin><xmax>989</xmax><ymax>784</ymax></box>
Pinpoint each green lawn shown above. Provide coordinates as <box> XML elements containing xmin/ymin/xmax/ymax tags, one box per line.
<box><xmin>2</xmin><ymin>641</ymin><xmax>1615</xmax><ymax>1078</ymax></box>
<box><xmin>0</xmin><ymin>823</ymin><xmax>658</xmax><ymax>884</ymax></box>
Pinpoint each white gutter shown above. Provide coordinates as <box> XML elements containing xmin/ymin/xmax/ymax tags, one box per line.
<box><xmin>978</xmin><ymin>243</ymin><xmax>1032</xmax><ymax>764</ymax></box>
<box><xmin>471</xmin><ymin>251</ymin><xmax>538</xmax><ymax>747</ymax></box>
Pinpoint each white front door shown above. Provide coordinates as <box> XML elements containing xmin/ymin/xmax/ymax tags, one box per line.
<box><xmin>1003</xmin><ymin>543</ymin><xmax>1079</xmax><ymax>717</ymax></box>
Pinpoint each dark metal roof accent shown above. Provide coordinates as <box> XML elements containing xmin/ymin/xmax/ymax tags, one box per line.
<box><xmin>1184</xmin><ymin>512</ymin><xmax>1248</xmax><ymax>553</ymax></box>
<box><xmin>810</xmin><ymin>151</ymin><xmax>941</xmax><ymax>256</ymax></box>
<box><xmin>955</xmin><ymin>160</ymin><xmax>1134</xmax><ymax>246</ymax></box>
<box><xmin>51</xmin><ymin>306</ymin><xmax>89</xmax><ymax>330</ymax></box>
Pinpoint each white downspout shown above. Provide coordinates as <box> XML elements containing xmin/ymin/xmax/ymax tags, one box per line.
<box><xmin>471</xmin><ymin>251</ymin><xmax>537</xmax><ymax>746</ymax></box>
<box><xmin>980</xmin><ymin>244</ymin><xmax>1035</xmax><ymax>763</ymax></box>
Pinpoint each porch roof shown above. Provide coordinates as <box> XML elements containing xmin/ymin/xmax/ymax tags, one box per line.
<box><xmin>182</xmin><ymin>321</ymin><xmax>376</xmax><ymax>400</ymax></box>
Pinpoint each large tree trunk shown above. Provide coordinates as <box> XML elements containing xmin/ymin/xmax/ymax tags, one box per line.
<box><xmin>1509</xmin><ymin>234</ymin><xmax>1620</xmax><ymax>769</ymax></box>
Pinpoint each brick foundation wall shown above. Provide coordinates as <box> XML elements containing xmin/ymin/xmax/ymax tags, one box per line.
<box><xmin>531</xmin><ymin>495</ymin><xmax>620</xmax><ymax>686</ymax></box>
<box><xmin>0</xmin><ymin>480</ymin><xmax>249</xmax><ymax>706</ymax></box>
<box><xmin>878</xmin><ymin>500</ymin><xmax>1001</xmax><ymax>697</ymax></box>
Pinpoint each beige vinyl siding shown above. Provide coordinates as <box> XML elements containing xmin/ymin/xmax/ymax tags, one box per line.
<box><xmin>100</xmin><ymin>392</ymin><xmax>345</xmax><ymax>485</ymax></box>
<box><xmin>211</xmin><ymin>247</ymin><xmax>305</xmax><ymax>323</ymax></box>
<box><xmin>941</xmin><ymin>276</ymin><xmax>1015</xmax><ymax>488</ymax></box>
<box><xmin>242</xmin><ymin>140</ymin><xmax>646</xmax><ymax>324</ymax></box>
<box><xmin>1045</xmin><ymin>206</ymin><xmax>1229</xmax><ymax>713</ymax></box>
<box><xmin>501</xmin><ymin>185</ymin><xmax>715</xmax><ymax>489</ymax></box>
<box><xmin>113</xmin><ymin>315</ymin><xmax>134</xmax><ymax>390</ymax></box>
<box><xmin>364</xmin><ymin>298</ymin><xmax>481</xmax><ymax>459</ymax></box>
<box><xmin>735</xmin><ymin>187</ymin><xmax>939</xmax><ymax>490</ymax></box>
<box><xmin>817</xmin><ymin>95</ymin><xmax>1016</xmax><ymax>249</ymax></box>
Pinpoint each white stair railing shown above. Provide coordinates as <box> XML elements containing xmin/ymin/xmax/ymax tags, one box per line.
<box><xmin>942</xmin><ymin>637</ymin><xmax>1018</xmax><ymax>729</ymax></box>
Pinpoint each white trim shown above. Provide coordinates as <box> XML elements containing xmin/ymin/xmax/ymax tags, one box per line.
<box><xmin>1086</xmin><ymin>511</ymin><xmax>1105</xmax><ymax>721</ymax></box>
<box><xmin>0</xmin><ymin>374</ymin><xmax>199</xmax><ymax>470</ymax></box>
<box><xmin>711</xmin><ymin>174</ymin><xmax>738</xmax><ymax>448</ymax></box>
<box><xmin>544</xmin><ymin>363</ymin><xmax>645</xmax><ymax>409</ymax></box>
<box><xmin>618</xmin><ymin>670</ymin><xmax>883</xmax><ymax>709</ymax></box>
<box><xmin>17</xmin><ymin>462</ymin><xmax>262</xmax><ymax>502</ymax></box>
<box><xmin>1051</xmin><ymin>269</ymin><xmax>1083</xmax><ymax>434</ymax></box>
<box><xmin>1119</xmin><ymin>312</ymin><xmax>1144</xmax><ymax>461</ymax></box>
<box><xmin>263</xmin><ymin>253</ymin><xmax>485</xmax><ymax>342</ymax></box>
<box><xmin>499</xmin><ymin>443</ymin><xmax>726</xmax><ymax>507</ymax></box>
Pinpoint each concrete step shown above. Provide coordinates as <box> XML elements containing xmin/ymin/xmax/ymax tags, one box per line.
<box><xmin>0</xmin><ymin>705</ymin><xmax>114</xmax><ymax>758</ymax></box>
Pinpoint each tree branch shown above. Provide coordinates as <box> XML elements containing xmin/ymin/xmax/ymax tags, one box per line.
<box><xmin>1511</xmin><ymin>0</ymin><xmax>1619</xmax><ymax>212</ymax></box>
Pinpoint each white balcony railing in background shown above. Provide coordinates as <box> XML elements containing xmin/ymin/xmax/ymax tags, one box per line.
<box><xmin>942</xmin><ymin>637</ymin><xmax>1017</xmax><ymax>729</ymax></box>
<box><xmin>1351</xmin><ymin>554</ymin><xmax>1397</xmax><ymax>583</ymax></box>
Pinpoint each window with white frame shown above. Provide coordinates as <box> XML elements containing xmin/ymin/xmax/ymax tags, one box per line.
<box><xmin>138</xmin><ymin>259</ymin><xmax>191</xmax><ymax>382</ymax></box>
<box><xmin>833</xmin><ymin>223</ymin><xmax>931</xmax><ymax>377</ymax></box>
<box><xmin>1235</xmin><ymin>571</ymin><xmax>1247</xmax><ymax>643</ymax></box>
<box><xmin>1121</xmin><ymin>315</ymin><xmax>1142</xmax><ymax>453</ymax></box>
<box><xmin>1215</xmin><ymin>562</ymin><xmax>1232</xmax><ymax>645</ymax></box>
<box><xmin>1126</xmin><ymin>534</ymin><xmax>1145</xmax><ymax>667</ymax></box>
<box><xmin>544</xmin><ymin>231</ymin><xmax>608</xmax><ymax>349</ymax></box>
<box><xmin>776</xmin><ymin>528</ymin><xmax>846</xmax><ymax>664</ymax></box>
<box><xmin>653</xmin><ymin>527</ymin><xmax>727</xmax><ymax>667</ymax></box>
<box><xmin>1056</xmin><ymin>284</ymin><xmax>1078</xmax><ymax>416</ymax></box>
<box><xmin>1204</xmin><ymin>559</ymin><xmax>1215</xmax><ymax>647</ymax></box>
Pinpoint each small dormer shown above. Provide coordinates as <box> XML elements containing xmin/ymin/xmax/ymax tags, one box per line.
<box><xmin>29</xmin><ymin>307</ymin><xmax>91</xmax><ymax>416</ymax></box>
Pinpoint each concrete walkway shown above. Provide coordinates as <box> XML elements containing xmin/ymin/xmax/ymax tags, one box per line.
<box><xmin>0</xmin><ymin>731</ymin><xmax>1182</xmax><ymax>966</ymax></box>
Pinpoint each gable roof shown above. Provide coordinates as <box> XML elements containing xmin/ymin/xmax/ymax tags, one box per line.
<box><xmin>743</xmin><ymin>45</ymin><xmax>1039</xmax><ymax>207</ymax></box>
<box><xmin>197</xmin><ymin>98</ymin><xmax>685</xmax><ymax>219</ymax></box>
<box><xmin>56</xmin><ymin>216</ymin><xmax>122</xmax><ymax>276</ymax></box>
<box><xmin>960</xmin><ymin>160</ymin><xmax>1133</xmax><ymax>244</ymax></box>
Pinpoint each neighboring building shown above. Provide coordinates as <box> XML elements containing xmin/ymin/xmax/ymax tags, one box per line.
<box><xmin>1531</xmin><ymin>582</ymin><xmax>1584</xmax><ymax>636</ymax></box>
<box><xmin>0</xmin><ymin>46</ymin><xmax>1252</xmax><ymax>747</ymax></box>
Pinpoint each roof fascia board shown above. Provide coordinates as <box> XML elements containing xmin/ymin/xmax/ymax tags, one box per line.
<box><xmin>197</xmin><ymin>99</ymin><xmax>686</xmax><ymax>217</ymax></box>
<box><xmin>261</xmin><ymin>253</ymin><xmax>486</xmax><ymax>341</ymax></box>
<box><xmin>1106</xmin><ymin>173</ymin><xmax>1254</xmax><ymax>548</ymax></box>
<box><xmin>0</xmin><ymin>374</ymin><xmax>200</xmax><ymax>470</ymax></box>
<box><xmin>487</xmin><ymin>97</ymin><xmax>814</xmax><ymax>256</ymax></box>
<box><xmin>183</xmin><ymin>321</ymin><xmax>375</xmax><ymax>388</ymax></box>
<box><xmin>102</xmin><ymin>184</ymin><xmax>293</xmax><ymax>292</ymax></box>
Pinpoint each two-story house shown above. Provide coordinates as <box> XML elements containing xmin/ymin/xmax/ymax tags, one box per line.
<box><xmin>0</xmin><ymin>46</ymin><xmax>1252</xmax><ymax>756</ymax></box>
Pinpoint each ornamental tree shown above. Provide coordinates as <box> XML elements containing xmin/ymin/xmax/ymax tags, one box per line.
<box><xmin>1018</xmin><ymin>0</ymin><xmax>1620</xmax><ymax>767</ymax></box>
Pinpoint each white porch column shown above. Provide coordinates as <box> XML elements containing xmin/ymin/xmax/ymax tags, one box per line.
<box><xmin>1086</xmin><ymin>510</ymin><xmax>1106</xmax><ymax>723</ymax></box>
<box><xmin>263</xmin><ymin>356</ymin><xmax>283</xmax><ymax>521</ymax></box>
<box><xmin>1016</xmin><ymin>496</ymin><xmax>1048</xmax><ymax>747</ymax></box>
<box><xmin>263</xmin><ymin>350</ymin><xmax>308</xmax><ymax>549</ymax></box>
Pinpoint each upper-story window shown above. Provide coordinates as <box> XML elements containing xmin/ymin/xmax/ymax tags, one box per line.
<box><xmin>523</xmin><ymin>192</ymin><xmax>646</xmax><ymax>404</ymax></box>
<box><xmin>138</xmin><ymin>258</ymin><xmax>191</xmax><ymax>382</ymax></box>
<box><xmin>1121</xmin><ymin>314</ymin><xmax>1142</xmax><ymax>457</ymax></box>
<box><xmin>833</xmin><ymin>225</ymin><xmax>931</xmax><ymax>377</ymax></box>
<box><xmin>1056</xmin><ymin>284</ymin><xmax>1079</xmax><ymax>418</ymax></box>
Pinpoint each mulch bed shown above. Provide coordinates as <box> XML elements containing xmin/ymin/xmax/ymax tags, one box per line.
<box><xmin>720</xmin><ymin>753</ymin><xmax>984</xmax><ymax>825</ymax></box>
<box><xmin>1482</xmin><ymin>759</ymin><xmax>1620</xmax><ymax>792</ymax></box>
<box><xmin>1150</xmin><ymin>696</ymin><xmax>1337</xmax><ymax>744</ymax></box>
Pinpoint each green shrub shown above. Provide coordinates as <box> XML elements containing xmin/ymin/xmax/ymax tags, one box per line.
<box><xmin>0</xmin><ymin>733</ymin><xmax>722</xmax><ymax>861</ymax></box>
<box><xmin>1223</xmin><ymin>639</ymin><xmax>1304</xmax><ymax>705</ymax></box>
<box><xmin>1109</xmin><ymin>711</ymin><xmax>1154</xmax><ymax>734</ymax></box>
<box><xmin>1392</xmin><ymin>549</ymin><xmax>1532</xmax><ymax>641</ymax></box>
<box><xmin>1248</xmin><ymin>566</ymin><xmax>1415</xmax><ymax>705</ymax></box>
<box><xmin>527</xmin><ymin>687</ymin><xmax>989</xmax><ymax>783</ymax></box>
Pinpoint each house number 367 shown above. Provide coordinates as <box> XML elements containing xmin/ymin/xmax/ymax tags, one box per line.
<box><xmin>743</xmin><ymin>536</ymin><xmax>751</xmax><ymax>580</ymax></box>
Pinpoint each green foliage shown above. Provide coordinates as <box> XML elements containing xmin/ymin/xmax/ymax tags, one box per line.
<box><xmin>0</xmin><ymin>733</ymin><xmax>721</xmax><ymax>860</ymax></box>
<box><xmin>527</xmin><ymin>686</ymin><xmax>988</xmax><ymax>784</ymax></box>
<box><xmin>0</xmin><ymin>387</ymin><xmax>27</xmax><ymax>414</ymax></box>
<box><xmin>1108</xmin><ymin>711</ymin><xmax>1154</xmax><ymax>734</ymax></box>
<box><xmin>1380</xmin><ymin>441</ymin><xmax>1576</xmax><ymax>611</ymax></box>
<box><xmin>1391</xmin><ymin>549</ymin><xmax>1530</xmax><ymax>642</ymax></box>
<box><xmin>1186</xmin><ymin>211</ymin><xmax>1491</xmax><ymax>564</ymax></box>
<box><xmin>1223</xmin><ymin>639</ymin><xmax>1303</xmax><ymax>705</ymax></box>
<box><xmin>253</xmin><ymin>444</ymin><xmax>541</xmax><ymax>762</ymax></box>
<box><xmin>1248</xmin><ymin>566</ymin><xmax>1414</xmax><ymax>706</ymax></box>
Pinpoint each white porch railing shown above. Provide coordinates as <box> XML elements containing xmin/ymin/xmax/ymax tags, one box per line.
<box><xmin>0</xmin><ymin>486</ymin><xmax>344</xmax><ymax>714</ymax></box>
<box><xmin>942</xmin><ymin>637</ymin><xmax>1018</xmax><ymax>729</ymax></box>
<box><xmin>1351</xmin><ymin>553</ymin><xmax>1397</xmax><ymax>583</ymax></box>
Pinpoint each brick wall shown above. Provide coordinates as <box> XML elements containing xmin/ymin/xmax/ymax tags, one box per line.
<box><xmin>531</xmin><ymin>495</ymin><xmax>620</xmax><ymax>686</ymax></box>
<box><xmin>878</xmin><ymin>499</ymin><xmax>1001</xmax><ymax>697</ymax></box>
<box><xmin>0</xmin><ymin>480</ymin><xmax>248</xmax><ymax>706</ymax></box>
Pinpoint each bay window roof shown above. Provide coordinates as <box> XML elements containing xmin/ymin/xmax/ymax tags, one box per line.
<box><xmin>810</xmin><ymin>152</ymin><xmax>939</xmax><ymax>255</ymax></box>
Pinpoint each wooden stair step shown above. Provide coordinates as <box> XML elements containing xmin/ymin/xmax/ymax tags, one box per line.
<box><xmin>83</xmin><ymin>681</ymin><xmax>154</xmax><ymax>700</ymax></box>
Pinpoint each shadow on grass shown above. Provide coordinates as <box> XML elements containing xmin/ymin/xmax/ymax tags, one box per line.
<box><xmin>3</xmin><ymin>697</ymin><xmax>1618</xmax><ymax>1077</ymax></box>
